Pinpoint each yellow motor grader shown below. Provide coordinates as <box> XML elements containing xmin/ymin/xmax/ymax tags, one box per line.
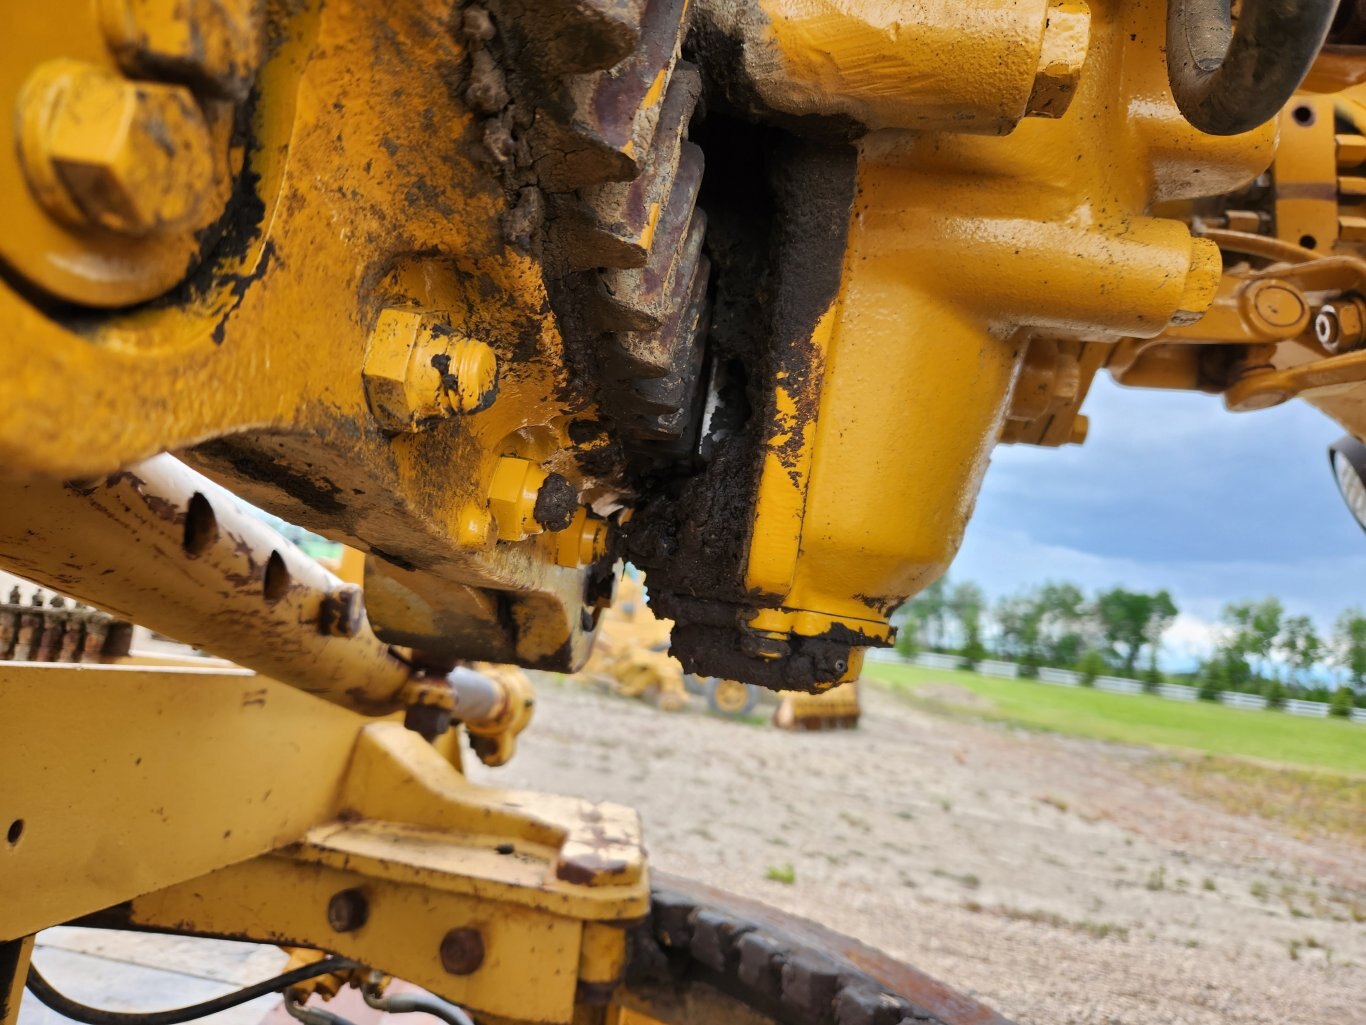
<box><xmin>1</xmin><ymin>1</ymin><xmax>1363</xmax><ymax>1024</ymax></box>
<box><xmin>572</xmin><ymin>568</ymin><xmax>858</xmax><ymax>725</ymax></box>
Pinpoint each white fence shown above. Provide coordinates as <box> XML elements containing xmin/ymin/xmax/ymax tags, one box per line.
<box><xmin>1219</xmin><ymin>690</ymin><xmax>1267</xmax><ymax>711</ymax></box>
<box><xmin>1284</xmin><ymin>698</ymin><xmax>1329</xmax><ymax>718</ymax></box>
<box><xmin>1094</xmin><ymin>675</ymin><xmax>1144</xmax><ymax>695</ymax></box>
<box><xmin>914</xmin><ymin>651</ymin><xmax>964</xmax><ymax>671</ymax></box>
<box><xmin>889</xmin><ymin>652</ymin><xmax>1363</xmax><ymax>723</ymax></box>
<box><xmin>976</xmin><ymin>659</ymin><xmax>1019</xmax><ymax>679</ymax></box>
<box><xmin>1037</xmin><ymin>667</ymin><xmax>1079</xmax><ymax>686</ymax></box>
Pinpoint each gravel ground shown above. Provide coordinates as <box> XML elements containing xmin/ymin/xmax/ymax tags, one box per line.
<box><xmin>470</xmin><ymin>677</ymin><xmax>1366</xmax><ymax>1025</ymax></box>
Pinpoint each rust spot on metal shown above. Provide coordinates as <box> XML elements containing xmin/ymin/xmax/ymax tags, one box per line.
<box><xmin>439</xmin><ymin>927</ymin><xmax>485</xmax><ymax>975</ymax></box>
<box><xmin>326</xmin><ymin>888</ymin><xmax>370</xmax><ymax>932</ymax></box>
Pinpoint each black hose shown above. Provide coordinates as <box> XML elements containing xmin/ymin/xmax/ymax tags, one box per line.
<box><xmin>26</xmin><ymin>956</ymin><xmax>360</xmax><ymax>1025</ymax></box>
<box><xmin>1166</xmin><ymin>0</ymin><xmax>1340</xmax><ymax>136</ymax></box>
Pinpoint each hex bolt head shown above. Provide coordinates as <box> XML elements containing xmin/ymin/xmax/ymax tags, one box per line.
<box><xmin>98</xmin><ymin>0</ymin><xmax>263</xmax><ymax>101</ymax></box>
<box><xmin>487</xmin><ymin>457</ymin><xmax>551</xmax><ymax>542</ymax></box>
<box><xmin>20</xmin><ymin>63</ymin><xmax>215</xmax><ymax>236</ymax></box>
<box><xmin>363</xmin><ymin>310</ymin><xmax>499</xmax><ymax>432</ymax></box>
<box><xmin>1316</xmin><ymin>300</ymin><xmax>1366</xmax><ymax>353</ymax></box>
<box><xmin>554</xmin><ymin>508</ymin><xmax>610</xmax><ymax>568</ymax></box>
<box><xmin>326</xmin><ymin>888</ymin><xmax>369</xmax><ymax>932</ymax></box>
<box><xmin>439</xmin><ymin>927</ymin><xmax>485</xmax><ymax>975</ymax></box>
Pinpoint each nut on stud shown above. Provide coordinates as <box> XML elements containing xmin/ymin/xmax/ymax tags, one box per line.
<box><xmin>19</xmin><ymin>62</ymin><xmax>215</xmax><ymax>237</ymax></box>
<box><xmin>362</xmin><ymin>309</ymin><xmax>499</xmax><ymax>432</ymax></box>
<box><xmin>554</xmin><ymin>508</ymin><xmax>609</xmax><ymax>567</ymax></box>
<box><xmin>1315</xmin><ymin>299</ymin><xmax>1366</xmax><ymax>353</ymax></box>
<box><xmin>487</xmin><ymin>459</ymin><xmax>581</xmax><ymax>543</ymax></box>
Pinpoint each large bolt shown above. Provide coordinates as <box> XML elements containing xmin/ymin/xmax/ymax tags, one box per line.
<box><xmin>487</xmin><ymin>458</ymin><xmax>578</xmax><ymax>542</ymax></box>
<box><xmin>554</xmin><ymin>508</ymin><xmax>609</xmax><ymax>568</ymax></box>
<box><xmin>439</xmin><ymin>927</ymin><xmax>485</xmax><ymax>975</ymax></box>
<box><xmin>18</xmin><ymin>62</ymin><xmax>215</xmax><ymax>237</ymax></box>
<box><xmin>434</xmin><ymin>337</ymin><xmax>500</xmax><ymax>414</ymax></box>
<box><xmin>326</xmin><ymin>888</ymin><xmax>369</xmax><ymax>932</ymax></box>
<box><xmin>362</xmin><ymin>309</ymin><xmax>499</xmax><ymax>433</ymax></box>
<box><xmin>1315</xmin><ymin>299</ymin><xmax>1366</xmax><ymax>353</ymax></box>
<box><xmin>98</xmin><ymin>0</ymin><xmax>263</xmax><ymax>101</ymax></box>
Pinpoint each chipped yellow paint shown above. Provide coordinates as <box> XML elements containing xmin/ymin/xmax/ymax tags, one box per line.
<box><xmin>638</xmin><ymin>199</ymin><xmax>663</xmax><ymax>254</ymax></box>
<box><xmin>641</xmin><ymin>67</ymin><xmax>668</xmax><ymax>111</ymax></box>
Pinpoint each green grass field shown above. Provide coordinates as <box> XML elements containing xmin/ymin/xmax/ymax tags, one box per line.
<box><xmin>865</xmin><ymin>662</ymin><xmax>1366</xmax><ymax>777</ymax></box>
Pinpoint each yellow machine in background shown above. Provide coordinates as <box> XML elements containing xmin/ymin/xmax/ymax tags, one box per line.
<box><xmin>574</xmin><ymin>570</ymin><xmax>691</xmax><ymax>711</ymax></box>
<box><xmin>1</xmin><ymin>0</ymin><xmax>1362</xmax><ymax>1023</ymax></box>
<box><xmin>574</xmin><ymin>569</ymin><xmax>859</xmax><ymax>726</ymax></box>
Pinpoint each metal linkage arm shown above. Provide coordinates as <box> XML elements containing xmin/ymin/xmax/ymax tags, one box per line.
<box><xmin>0</xmin><ymin>454</ymin><xmax>411</xmax><ymax>713</ymax></box>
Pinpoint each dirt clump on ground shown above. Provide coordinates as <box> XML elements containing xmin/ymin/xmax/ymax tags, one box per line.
<box><xmin>470</xmin><ymin>678</ymin><xmax>1365</xmax><ymax>1025</ymax></box>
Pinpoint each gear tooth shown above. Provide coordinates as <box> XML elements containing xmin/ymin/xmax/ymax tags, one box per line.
<box><xmin>834</xmin><ymin>984</ymin><xmax>909</xmax><ymax>1025</ymax></box>
<box><xmin>650</xmin><ymin>889</ymin><xmax>697</xmax><ymax>950</ymax></box>
<box><xmin>609</xmin><ymin>213</ymin><xmax>706</xmax><ymax>365</ymax></box>
<box><xmin>781</xmin><ymin>953</ymin><xmax>842</xmax><ymax>1018</ymax></box>
<box><xmin>736</xmin><ymin>932</ymin><xmax>787</xmax><ymax>1000</ymax></box>
<box><xmin>545</xmin><ymin>195</ymin><xmax>647</xmax><ymax>273</ymax></box>
<box><xmin>528</xmin><ymin>0</ymin><xmax>689</xmax><ymax>190</ymax></box>
<box><xmin>575</xmin><ymin>68</ymin><xmax>702</xmax><ymax>264</ymax></box>
<box><xmin>596</xmin><ymin>147</ymin><xmax>703</xmax><ymax>321</ymax></box>
<box><xmin>690</xmin><ymin>910</ymin><xmax>755</xmax><ymax>974</ymax></box>
<box><xmin>540</xmin><ymin>0</ymin><xmax>648</xmax><ymax>74</ymax></box>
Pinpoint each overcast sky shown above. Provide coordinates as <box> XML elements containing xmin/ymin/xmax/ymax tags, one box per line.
<box><xmin>949</xmin><ymin>375</ymin><xmax>1366</xmax><ymax>667</ymax></box>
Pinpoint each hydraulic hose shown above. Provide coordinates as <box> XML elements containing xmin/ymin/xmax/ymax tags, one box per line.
<box><xmin>26</xmin><ymin>958</ymin><xmax>359</xmax><ymax>1025</ymax></box>
<box><xmin>1166</xmin><ymin>0</ymin><xmax>1340</xmax><ymax>136</ymax></box>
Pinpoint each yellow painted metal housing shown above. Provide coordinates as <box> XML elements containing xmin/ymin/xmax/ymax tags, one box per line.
<box><xmin>0</xmin><ymin>664</ymin><xmax>647</xmax><ymax>1024</ymax></box>
<box><xmin>735</xmin><ymin>0</ymin><xmax>1272</xmax><ymax>674</ymax></box>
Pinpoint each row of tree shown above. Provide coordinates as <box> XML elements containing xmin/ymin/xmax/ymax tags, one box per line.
<box><xmin>894</xmin><ymin>578</ymin><xmax>1366</xmax><ymax>709</ymax></box>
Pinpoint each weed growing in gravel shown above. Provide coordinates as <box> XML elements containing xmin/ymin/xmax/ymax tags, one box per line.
<box><xmin>765</xmin><ymin>864</ymin><xmax>796</xmax><ymax>885</ymax></box>
<box><xmin>1146</xmin><ymin>867</ymin><xmax>1166</xmax><ymax>891</ymax></box>
<box><xmin>840</xmin><ymin>811</ymin><xmax>871</xmax><ymax>832</ymax></box>
<box><xmin>932</xmin><ymin>868</ymin><xmax>981</xmax><ymax>889</ymax></box>
<box><xmin>962</xmin><ymin>902</ymin><xmax>1129</xmax><ymax>940</ymax></box>
<box><xmin>1251</xmin><ymin>881</ymin><xmax>1269</xmax><ymax>900</ymax></box>
<box><xmin>1038</xmin><ymin>795</ymin><xmax>1069</xmax><ymax>813</ymax></box>
<box><xmin>1202</xmin><ymin>878</ymin><xmax>1217</xmax><ymax>891</ymax></box>
<box><xmin>1146</xmin><ymin>756</ymin><xmax>1366</xmax><ymax>843</ymax></box>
